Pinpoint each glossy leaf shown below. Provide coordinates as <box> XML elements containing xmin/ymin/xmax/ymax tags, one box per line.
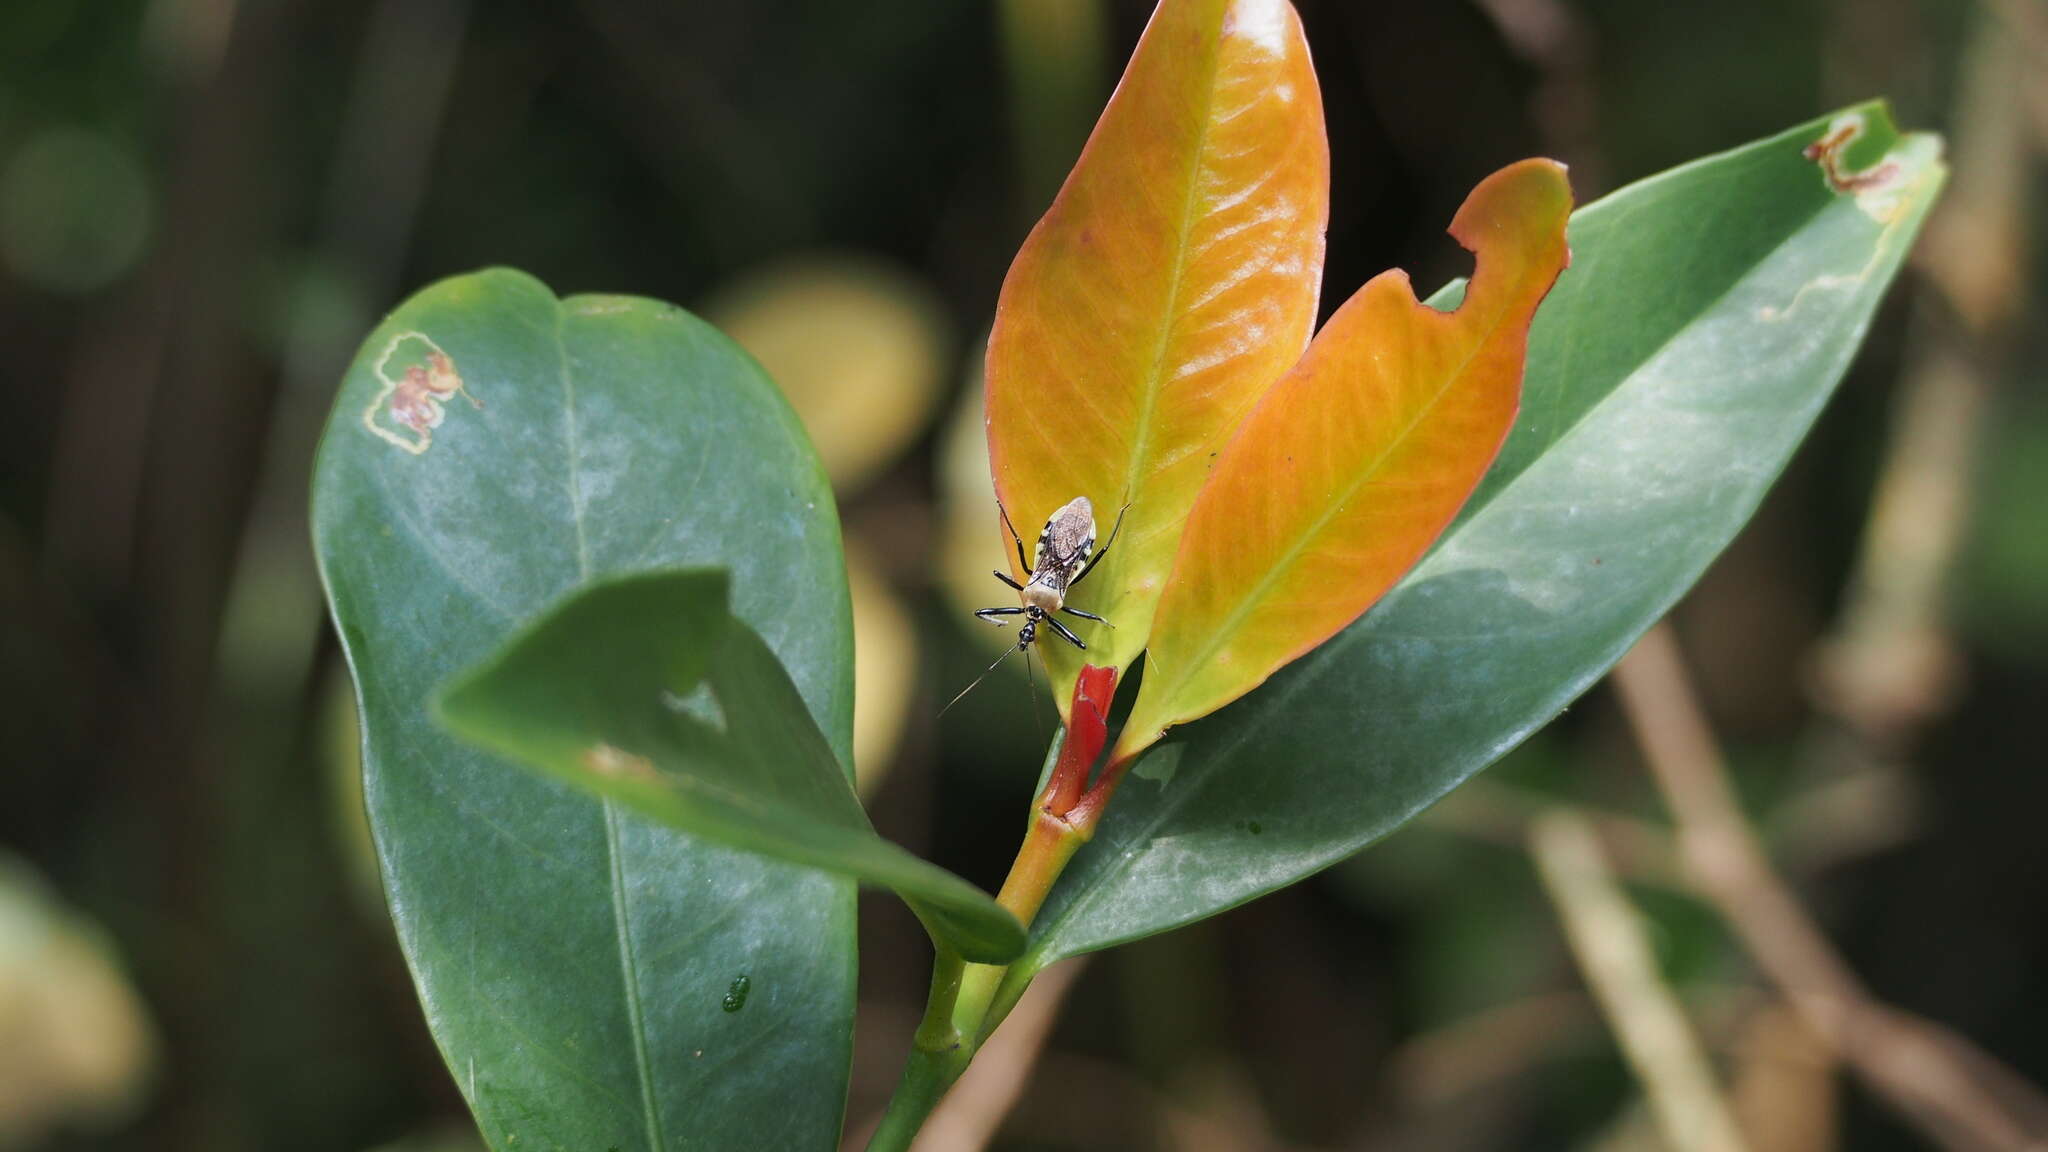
<box><xmin>313</xmin><ymin>269</ymin><xmax>855</xmax><ymax>1150</ymax></box>
<box><xmin>1114</xmin><ymin>160</ymin><xmax>1573</xmax><ymax>764</ymax></box>
<box><xmin>437</xmin><ymin>569</ymin><xmax>1025</xmax><ymax>964</ymax></box>
<box><xmin>1018</xmin><ymin>104</ymin><xmax>1944</xmax><ymax>969</ymax></box>
<box><xmin>985</xmin><ymin>0</ymin><xmax>1328</xmax><ymax>710</ymax></box>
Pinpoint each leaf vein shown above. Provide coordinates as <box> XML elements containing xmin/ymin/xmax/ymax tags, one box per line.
<box><xmin>605</xmin><ymin>802</ymin><xmax>669</xmax><ymax>1152</ymax></box>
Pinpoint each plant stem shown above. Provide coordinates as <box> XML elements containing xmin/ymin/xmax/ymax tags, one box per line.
<box><xmin>864</xmin><ymin>1047</ymin><xmax>957</xmax><ymax>1152</ymax></box>
<box><xmin>868</xmin><ymin>665</ymin><xmax>1121</xmax><ymax>1147</ymax></box>
<box><xmin>865</xmin><ymin>951</ymin><xmax>972</xmax><ymax>1152</ymax></box>
<box><xmin>866</xmin><ymin>804</ymin><xmax>1093</xmax><ymax>1149</ymax></box>
<box><xmin>995</xmin><ymin>807</ymin><xmax>1087</xmax><ymax>926</ymax></box>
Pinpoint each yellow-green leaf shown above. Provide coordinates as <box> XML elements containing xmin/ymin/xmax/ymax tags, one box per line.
<box><xmin>984</xmin><ymin>0</ymin><xmax>1328</xmax><ymax>711</ymax></box>
<box><xmin>1113</xmin><ymin>159</ymin><xmax>1573</xmax><ymax>763</ymax></box>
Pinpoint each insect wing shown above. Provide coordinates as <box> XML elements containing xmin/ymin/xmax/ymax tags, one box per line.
<box><xmin>1035</xmin><ymin>496</ymin><xmax>1097</xmax><ymax>586</ymax></box>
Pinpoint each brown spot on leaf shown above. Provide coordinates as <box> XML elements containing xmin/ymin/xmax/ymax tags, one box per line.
<box><xmin>362</xmin><ymin>333</ymin><xmax>481</xmax><ymax>455</ymax></box>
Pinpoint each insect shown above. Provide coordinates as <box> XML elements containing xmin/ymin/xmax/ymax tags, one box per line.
<box><xmin>942</xmin><ymin>495</ymin><xmax>1126</xmax><ymax>715</ymax></box>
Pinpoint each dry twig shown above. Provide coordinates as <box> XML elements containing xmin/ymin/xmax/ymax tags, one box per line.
<box><xmin>1813</xmin><ymin>5</ymin><xmax>2030</xmax><ymax>744</ymax></box>
<box><xmin>1616</xmin><ymin>625</ymin><xmax>2048</xmax><ymax>1150</ymax></box>
<box><xmin>1531</xmin><ymin>808</ymin><xmax>1750</xmax><ymax>1152</ymax></box>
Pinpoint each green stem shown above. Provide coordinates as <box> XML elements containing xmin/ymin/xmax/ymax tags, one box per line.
<box><xmin>866</xmin><ymin>811</ymin><xmax>1089</xmax><ymax>1147</ymax></box>
<box><xmin>867</xmin><ymin>704</ymin><xmax>1125</xmax><ymax>1147</ymax></box>
<box><xmin>980</xmin><ymin>961</ymin><xmax>1039</xmax><ymax>1038</ymax></box>
<box><xmin>864</xmin><ymin>1047</ymin><xmax>956</xmax><ymax>1152</ymax></box>
<box><xmin>865</xmin><ymin>950</ymin><xmax>972</xmax><ymax>1152</ymax></box>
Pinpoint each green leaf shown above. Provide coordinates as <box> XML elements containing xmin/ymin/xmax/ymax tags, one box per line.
<box><xmin>313</xmin><ymin>269</ymin><xmax>856</xmax><ymax>1151</ymax></box>
<box><xmin>436</xmin><ymin>569</ymin><xmax>1026</xmax><ymax>964</ymax></box>
<box><xmin>1017</xmin><ymin>104</ymin><xmax>1945</xmax><ymax>970</ymax></box>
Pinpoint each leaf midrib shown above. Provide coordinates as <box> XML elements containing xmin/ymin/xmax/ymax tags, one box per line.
<box><xmin>1118</xmin><ymin>24</ymin><xmax>1228</xmax><ymax>547</ymax></box>
<box><xmin>556</xmin><ymin>306</ymin><xmax>667</xmax><ymax>1152</ymax></box>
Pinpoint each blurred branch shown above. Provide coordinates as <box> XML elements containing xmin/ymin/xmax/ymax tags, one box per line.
<box><xmin>1977</xmin><ymin>0</ymin><xmax>2048</xmax><ymax>146</ymax></box>
<box><xmin>1616</xmin><ymin>624</ymin><xmax>2048</xmax><ymax>1150</ymax></box>
<box><xmin>1531</xmin><ymin>808</ymin><xmax>1750</xmax><ymax>1152</ymax></box>
<box><xmin>1009</xmin><ymin>1050</ymin><xmax>1305</xmax><ymax>1152</ymax></box>
<box><xmin>1755</xmin><ymin>761</ymin><xmax>1920</xmax><ymax>875</ymax></box>
<box><xmin>1811</xmin><ymin>5</ymin><xmax>2030</xmax><ymax>745</ymax></box>
<box><xmin>1429</xmin><ymin>770</ymin><xmax>1917</xmax><ymax>889</ymax></box>
<box><xmin>1387</xmin><ymin>990</ymin><xmax>1597</xmax><ymax>1109</ymax></box>
<box><xmin>1430</xmin><ymin>780</ymin><xmax>1684</xmax><ymax>885</ymax></box>
<box><xmin>1729</xmin><ymin>1005</ymin><xmax>1837</xmax><ymax>1152</ymax></box>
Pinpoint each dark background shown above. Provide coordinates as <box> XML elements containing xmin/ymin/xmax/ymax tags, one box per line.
<box><xmin>2</xmin><ymin>0</ymin><xmax>2043</xmax><ymax>1149</ymax></box>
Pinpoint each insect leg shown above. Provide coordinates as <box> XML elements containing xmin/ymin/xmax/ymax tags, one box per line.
<box><xmin>1060</xmin><ymin>606</ymin><xmax>1112</xmax><ymax>628</ymax></box>
<box><xmin>992</xmin><ymin>570</ymin><xmax>1025</xmax><ymax>592</ymax></box>
<box><xmin>1069</xmin><ymin>501</ymin><xmax>1130</xmax><ymax>588</ymax></box>
<box><xmin>997</xmin><ymin>500</ymin><xmax>1032</xmax><ymax>573</ymax></box>
<box><xmin>1044</xmin><ymin>616</ymin><xmax>1088</xmax><ymax>650</ymax></box>
<box><xmin>975</xmin><ymin>606</ymin><xmax>1026</xmax><ymax>627</ymax></box>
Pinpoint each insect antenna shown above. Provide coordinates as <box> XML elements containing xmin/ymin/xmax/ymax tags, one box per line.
<box><xmin>939</xmin><ymin>640</ymin><xmax>1025</xmax><ymax>719</ymax></box>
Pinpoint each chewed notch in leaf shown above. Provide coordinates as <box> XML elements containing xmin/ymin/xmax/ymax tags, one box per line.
<box><xmin>1111</xmin><ymin>158</ymin><xmax>1575</xmax><ymax>765</ymax></box>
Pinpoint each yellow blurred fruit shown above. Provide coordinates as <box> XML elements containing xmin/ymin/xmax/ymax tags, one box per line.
<box><xmin>845</xmin><ymin>537</ymin><xmax>916</xmax><ymax>797</ymax></box>
<box><xmin>0</xmin><ymin>856</ymin><xmax>155</xmax><ymax>1144</ymax></box>
<box><xmin>704</xmin><ymin>255</ymin><xmax>949</xmax><ymax>494</ymax></box>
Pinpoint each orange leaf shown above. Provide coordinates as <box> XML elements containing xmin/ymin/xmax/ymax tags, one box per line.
<box><xmin>1111</xmin><ymin>159</ymin><xmax>1574</xmax><ymax>765</ymax></box>
<box><xmin>984</xmin><ymin>0</ymin><xmax>1328</xmax><ymax>713</ymax></box>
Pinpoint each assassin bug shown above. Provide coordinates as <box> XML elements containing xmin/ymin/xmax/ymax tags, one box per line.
<box><xmin>942</xmin><ymin>495</ymin><xmax>1126</xmax><ymax>715</ymax></box>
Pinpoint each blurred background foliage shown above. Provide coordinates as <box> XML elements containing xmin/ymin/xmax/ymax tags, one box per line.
<box><xmin>1</xmin><ymin>0</ymin><xmax>2043</xmax><ymax>1149</ymax></box>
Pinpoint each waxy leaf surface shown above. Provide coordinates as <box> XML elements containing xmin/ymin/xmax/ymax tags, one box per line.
<box><xmin>1018</xmin><ymin>104</ymin><xmax>1944</xmax><ymax>968</ymax></box>
<box><xmin>438</xmin><ymin>570</ymin><xmax>1025</xmax><ymax>964</ymax></box>
<box><xmin>985</xmin><ymin>0</ymin><xmax>1327</xmax><ymax>708</ymax></box>
<box><xmin>1116</xmin><ymin>160</ymin><xmax>1572</xmax><ymax>763</ymax></box>
<box><xmin>313</xmin><ymin>270</ymin><xmax>854</xmax><ymax>1151</ymax></box>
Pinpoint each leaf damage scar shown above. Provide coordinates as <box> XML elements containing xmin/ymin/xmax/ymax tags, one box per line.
<box><xmin>1762</xmin><ymin>116</ymin><xmax>1941</xmax><ymax>321</ymax></box>
<box><xmin>582</xmin><ymin>743</ymin><xmax>659</xmax><ymax>781</ymax></box>
<box><xmin>1803</xmin><ymin>113</ymin><xmax>1900</xmax><ymax>198</ymax></box>
<box><xmin>362</xmin><ymin>331</ymin><xmax>482</xmax><ymax>454</ymax></box>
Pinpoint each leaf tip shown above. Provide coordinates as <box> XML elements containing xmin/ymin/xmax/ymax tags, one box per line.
<box><xmin>1449</xmin><ymin>157</ymin><xmax>1573</xmax><ymax>245</ymax></box>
